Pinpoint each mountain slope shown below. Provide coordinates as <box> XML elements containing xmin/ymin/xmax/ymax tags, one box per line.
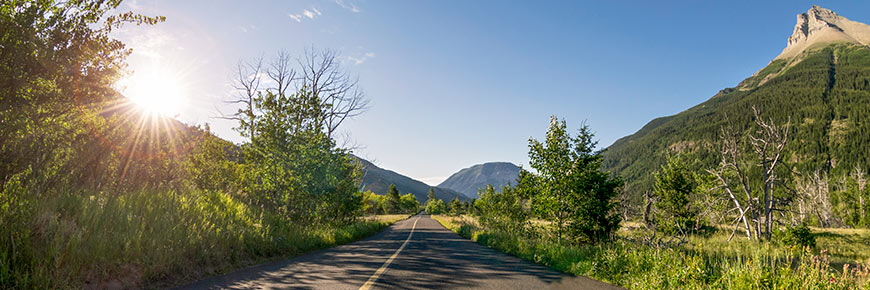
<box><xmin>354</xmin><ymin>157</ymin><xmax>468</xmax><ymax>202</ymax></box>
<box><xmin>438</xmin><ymin>162</ymin><xmax>522</xmax><ymax>198</ymax></box>
<box><xmin>602</xmin><ymin>6</ymin><xmax>870</xmax><ymax>203</ymax></box>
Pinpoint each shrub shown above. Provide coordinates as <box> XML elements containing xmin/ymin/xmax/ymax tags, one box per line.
<box><xmin>778</xmin><ymin>224</ymin><xmax>817</xmax><ymax>248</ymax></box>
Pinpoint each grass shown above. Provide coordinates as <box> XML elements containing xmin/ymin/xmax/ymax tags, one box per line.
<box><xmin>1</xmin><ymin>188</ymin><xmax>407</xmax><ymax>289</ymax></box>
<box><xmin>434</xmin><ymin>215</ymin><xmax>870</xmax><ymax>290</ymax></box>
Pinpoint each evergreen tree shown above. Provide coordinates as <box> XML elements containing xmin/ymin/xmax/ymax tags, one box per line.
<box><xmin>427</xmin><ymin>188</ymin><xmax>437</xmax><ymax>202</ymax></box>
<box><xmin>387</xmin><ymin>184</ymin><xmax>401</xmax><ymax>213</ymax></box>
<box><xmin>653</xmin><ymin>155</ymin><xmax>701</xmax><ymax>236</ymax></box>
<box><xmin>449</xmin><ymin>198</ymin><xmax>463</xmax><ymax>216</ymax></box>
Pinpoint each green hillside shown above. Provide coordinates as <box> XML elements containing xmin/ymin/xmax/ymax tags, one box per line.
<box><xmin>603</xmin><ymin>43</ymin><xmax>870</xmax><ymax>204</ymax></box>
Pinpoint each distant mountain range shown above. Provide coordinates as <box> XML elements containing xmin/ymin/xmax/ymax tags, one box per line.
<box><xmin>353</xmin><ymin>156</ymin><xmax>468</xmax><ymax>202</ymax></box>
<box><xmin>601</xmin><ymin>6</ymin><xmax>870</xmax><ymax>203</ymax></box>
<box><xmin>438</xmin><ymin>162</ymin><xmax>522</xmax><ymax>198</ymax></box>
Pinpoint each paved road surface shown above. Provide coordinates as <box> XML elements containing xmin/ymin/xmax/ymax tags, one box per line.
<box><xmin>178</xmin><ymin>214</ymin><xmax>622</xmax><ymax>290</ymax></box>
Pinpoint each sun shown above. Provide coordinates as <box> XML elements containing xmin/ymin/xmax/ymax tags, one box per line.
<box><xmin>119</xmin><ymin>64</ymin><xmax>186</xmax><ymax>116</ymax></box>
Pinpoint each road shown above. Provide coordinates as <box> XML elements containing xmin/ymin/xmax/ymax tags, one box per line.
<box><xmin>178</xmin><ymin>214</ymin><xmax>622</xmax><ymax>290</ymax></box>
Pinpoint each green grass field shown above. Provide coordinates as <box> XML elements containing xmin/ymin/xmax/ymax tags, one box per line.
<box><xmin>1</xmin><ymin>189</ymin><xmax>407</xmax><ymax>289</ymax></box>
<box><xmin>434</xmin><ymin>215</ymin><xmax>870</xmax><ymax>289</ymax></box>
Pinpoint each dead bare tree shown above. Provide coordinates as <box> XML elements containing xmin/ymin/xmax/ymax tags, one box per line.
<box><xmin>298</xmin><ymin>48</ymin><xmax>370</xmax><ymax>139</ymax></box>
<box><xmin>853</xmin><ymin>167</ymin><xmax>867</xmax><ymax>223</ymax></box>
<box><xmin>707</xmin><ymin>107</ymin><xmax>791</xmax><ymax>241</ymax></box>
<box><xmin>223</xmin><ymin>57</ymin><xmax>264</xmax><ymax>141</ymax></box>
<box><xmin>224</xmin><ymin>49</ymin><xmax>369</xmax><ymax>142</ymax></box>
<box><xmin>795</xmin><ymin>170</ymin><xmax>839</xmax><ymax>227</ymax></box>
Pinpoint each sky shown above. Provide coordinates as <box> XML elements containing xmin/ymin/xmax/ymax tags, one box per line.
<box><xmin>112</xmin><ymin>0</ymin><xmax>870</xmax><ymax>185</ymax></box>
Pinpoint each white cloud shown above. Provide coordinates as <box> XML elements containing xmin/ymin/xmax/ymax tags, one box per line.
<box><xmin>237</xmin><ymin>24</ymin><xmax>257</xmax><ymax>33</ymax></box>
<box><xmin>348</xmin><ymin>52</ymin><xmax>376</xmax><ymax>65</ymax></box>
<box><xmin>335</xmin><ymin>0</ymin><xmax>361</xmax><ymax>13</ymax></box>
<box><xmin>290</xmin><ymin>7</ymin><xmax>322</xmax><ymax>23</ymax></box>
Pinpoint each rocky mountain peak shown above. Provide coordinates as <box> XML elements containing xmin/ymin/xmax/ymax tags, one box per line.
<box><xmin>775</xmin><ymin>6</ymin><xmax>870</xmax><ymax>60</ymax></box>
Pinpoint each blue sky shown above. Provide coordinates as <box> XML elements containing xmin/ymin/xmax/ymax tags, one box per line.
<box><xmin>113</xmin><ymin>1</ymin><xmax>870</xmax><ymax>185</ymax></box>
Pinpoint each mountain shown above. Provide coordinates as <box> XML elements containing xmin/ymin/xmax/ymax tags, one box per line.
<box><xmin>438</xmin><ymin>162</ymin><xmax>522</xmax><ymax>198</ymax></box>
<box><xmin>354</xmin><ymin>156</ymin><xmax>468</xmax><ymax>202</ymax></box>
<box><xmin>602</xmin><ymin>6</ymin><xmax>870</xmax><ymax>204</ymax></box>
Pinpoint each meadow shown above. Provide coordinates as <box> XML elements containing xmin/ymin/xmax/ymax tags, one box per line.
<box><xmin>434</xmin><ymin>215</ymin><xmax>870</xmax><ymax>289</ymax></box>
<box><xmin>1</xmin><ymin>184</ymin><xmax>408</xmax><ymax>289</ymax></box>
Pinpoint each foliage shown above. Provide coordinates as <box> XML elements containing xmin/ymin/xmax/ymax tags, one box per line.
<box><xmin>399</xmin><ymin>193</ymin><xmax>420</xmax><ymax>214</ymax></box>
<box><xmin>475</xmin><ymin>185</ymin><xmax>528</xmax><ymax>234</ymax></box>
<box><xmin>522</xmin><ymin>116</ymin><xmax>622</xmax><ymax>243</ymax></box>
<box><xmin>830</xmin><ymin>168</ymin><xmax>870</xmax><ymax>228</ymax></box>
<box><xmin>386</xmin><ymin>184</ymin><xmax>401</xmax><ymax>213</ymax></box>
<box><xmin>426</xmin><ymin>198</ymin><xmax>447</xmax><ymax>215</ymax></box>
<box><xmin>449</xmin><ymin>198</ymin><xmax>463</xmax><ymax>216</ymax></box>
<box><xmin>777</xmin><ymin>224</ymin><xmax>817</xmax><ymax>248</ymax></box>
<box><xmin>652</xmin><ymin>154</ymin><xmax>703</xmax><ymax>235</ymax></box>
<box><xmin>435</xmin><ymin>215</ymin><xmax>870</xmax><ymax>290</ymax></box>
<box><xmin>361</xmin><ymin>190</ymin><xmax>418</xmax><ymax>215</ymax></box>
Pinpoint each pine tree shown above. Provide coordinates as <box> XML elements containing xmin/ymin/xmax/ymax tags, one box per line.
<box><xmin>387</xmin><ymin>184</ymin><xmax>401</xmax><ymax>213</ymax></box>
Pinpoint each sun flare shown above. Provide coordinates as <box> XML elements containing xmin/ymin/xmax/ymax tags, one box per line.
<box><xmin>119</xmin><ymin>64</ymin><xmax>186</xmax><ymax>116</ymax></box>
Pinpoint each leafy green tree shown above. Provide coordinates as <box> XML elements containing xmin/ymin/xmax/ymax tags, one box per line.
<box><xmin>523</xmin><ymin>116</ymin><xmax>622</xmax><ymax>243</ymax></box>
<box><xmin>449</xmin><ymin>198</ymin><xmax>463</xmax><ymax>216</ymax></box>
<box><xmin>477</xmin><ymin>185</ymin><xmax>528</xmax><ymax>233</ymax></box>
<box><xmin>653</xmin><ymin>155</ymin><xmax>701</xmax><ymax>236</ymax></box>
<box><xmin>426</xmin><ymin>198</ymin><xmax>447</xmax><ymax>215</ymax></box>
<box><xmin>399</xmin><ymin>193</ymin><xmax>420</xmax><ymax>213</ymax></box>
<box><xmin>241</xmin><ymin>86</ymin><xmax>362</xmax><ymax>224</ymax></box>
<box><xmin>361</xmin><ymin>191</ymin><xmax>384</xmax><ymax>215</ymax></box>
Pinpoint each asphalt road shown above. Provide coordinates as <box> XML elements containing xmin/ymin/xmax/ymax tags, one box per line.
<box><xmin>177</xmin><ymin>214</ymin><xmax>622</xmax><ymax>290</ymax></box>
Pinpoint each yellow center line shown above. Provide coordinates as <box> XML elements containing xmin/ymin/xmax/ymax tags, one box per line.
<box><xmin>359</xmin><ymin>216</ymin><xmax>420</xmax><ymax>290</ymax></box>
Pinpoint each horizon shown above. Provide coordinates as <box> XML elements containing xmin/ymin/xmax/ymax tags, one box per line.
<box><xmin>111</xmin><ymin>0</ymin><xmax>870</xmax><ymax>186</ymax></box>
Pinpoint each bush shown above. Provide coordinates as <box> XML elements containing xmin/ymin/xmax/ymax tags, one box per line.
<box><xmin>777</xmin><ymin>224</ymin><xmax>817</xmax><ymax>248</ymax></box>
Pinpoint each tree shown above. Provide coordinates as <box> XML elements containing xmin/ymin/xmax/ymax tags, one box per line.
<box><xmin>426</xmin><ymin>198</ymin><xmax>447</xmax><ymax>215</ymax></box>
<box><xmin>399</xmin><ymin>193</ymin><xmax>420</xmax><ymax>213</ymax></box>
<box><xmin>476</xmin><ymin>185</ymin><xmax>528</xmax><ymax>233</ymax></box>
<box><xmin>386</xmin><ymin>184</ymin><xmax>401</xmax><ymax>213</ymax></box>
<box><xmin>427</xmin><ymin>188</ymin><xmax>437</xmax><ymax>202</ymax></box>
<box><xmin>652</xmin><ymin>155</ymin><xmax>701</xmax><ymax>236</ymax></box>
<box><xmin>226</xmin><ymin>49</ymin><xmax>369</xmax><ymax>141</ymax></box>
<box><xmin>708</xmin><ymin>107</ymin><xmax>791</xmax><ymax>240</ymax></box>
<box><xmin>522</xmin><ymin>116</ymin><xmax>622</xmax><ymax>243</ymax></box>
<box><xmin>830</xmin><ymin>167</ymin><xmax>870</xmax><ymax>228</ymax></box>
<box><xmin>449</xmin><ymin>198</ymin><xmax>463</xmax><ymax>216</ymax></box>
<box><xmin>362</xmin><ymin>191</ymin><xmax>385</xmax><ymax>215</ymax></box>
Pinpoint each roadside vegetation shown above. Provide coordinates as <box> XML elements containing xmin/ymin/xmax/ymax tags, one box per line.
<box><xmin>0</xmin><ymin>1</ymin><xmax>408</xmax><ymax>288</ymax></box>
<box><xmin>434</xmin><ymin>115</ymin><xmax>870</xmax><ymax>289</ymax></box>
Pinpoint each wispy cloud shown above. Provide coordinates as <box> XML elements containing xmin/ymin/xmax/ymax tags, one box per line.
<box><xmin>289</xmin><ymin>7</ymin><xmax>323</xmax><ymax>23</ymax></box>
<box><xmin>348</xmin><ymin>52</ymin><xmax>376</xmax><ymax>65</ymax></box>
<box><xmin>237</xmin><ymin>24</ymin><xmax>258</xmax><ymax>33</ymax></box>
<box><xmin>335</xmin><ymin>0</ymin><xmax>361</xmax><ymax>13</ymax></box>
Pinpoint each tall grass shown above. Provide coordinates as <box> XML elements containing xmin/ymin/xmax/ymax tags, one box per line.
<box><xmin>1</xmin><ymin>185</ymin><xmax>401</xmax><ymax>289</ymax></box>
<box><xmin>434</xmin><ymin>216</ymin><xmax>870</xmax><ymax>289</ymax></box>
